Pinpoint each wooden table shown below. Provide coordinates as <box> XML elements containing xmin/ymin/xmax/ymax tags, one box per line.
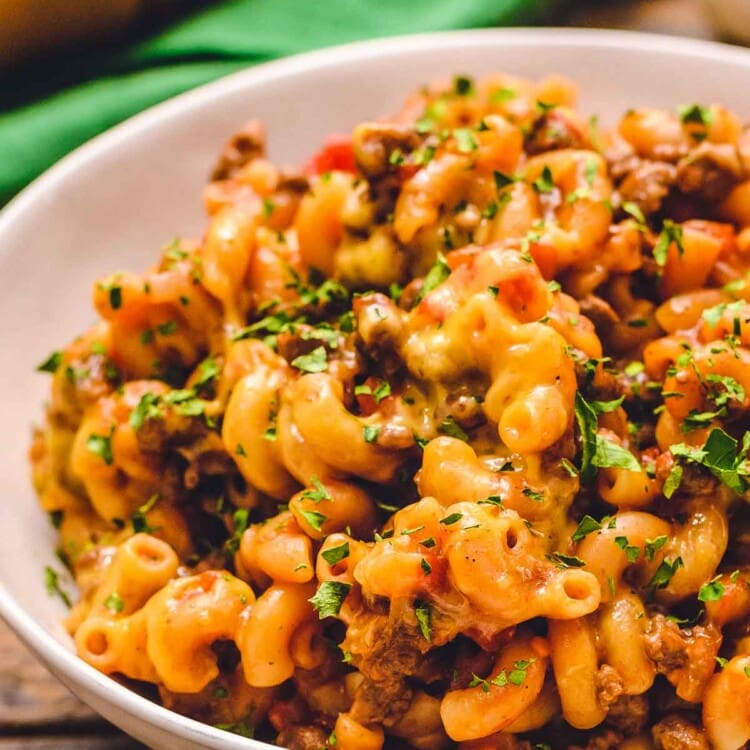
<box><xmin>0</xmin><ymin>0</ymin><xmax>723</xmax><ymax>747</ymax></box>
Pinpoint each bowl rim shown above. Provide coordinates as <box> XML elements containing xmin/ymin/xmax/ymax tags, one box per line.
<box><xmin>2</xmin><ymin>26</ymin><xmax>750</xmax><ymax>749</ymax></box>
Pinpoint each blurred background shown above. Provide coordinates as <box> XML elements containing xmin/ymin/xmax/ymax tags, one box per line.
<box><xmin>0</xmin><ymin>0</ymin><xmax>747</xmax><ymax>747</ymax></box>
<box><xmin>1</xmin><ymin>0</ymin><xmax>749</xmax><ymax>208</ymax></box>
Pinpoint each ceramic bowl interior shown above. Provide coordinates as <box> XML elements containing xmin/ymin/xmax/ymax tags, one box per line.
<box><xmin>1</xmin><ymin>28</ymin><xmax>749</xmax><ymax>750</ymax></box>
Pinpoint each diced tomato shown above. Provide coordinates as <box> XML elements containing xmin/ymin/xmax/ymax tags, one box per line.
<box><xmin>417</xmin><ymin>284</ymin><xmax>453</xmax><ymax>324</ymax></box>
<box><xmin>354</xmin><ymin>376</ymin><xmax>379</xmax><ymax>416</ymax></box>
<box><xmin>445</xmin><ymin>245</ymin><xmax>482</xmax><ymax>271</ymax></box>
<box><xmin>420</xmin><ymin>556</ymin><xmax>448</xmax><ymax>590</ymax></box>
<box><xmin>303</xmin><ymin>135</ymin><xmax>356</xmax><ymax>175</ymax></box>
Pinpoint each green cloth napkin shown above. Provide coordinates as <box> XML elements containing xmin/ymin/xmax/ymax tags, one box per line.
<box><xmin>0</xmin><ymin>0</ymin><xmax>560</xmax><ymax>206</ymax></box>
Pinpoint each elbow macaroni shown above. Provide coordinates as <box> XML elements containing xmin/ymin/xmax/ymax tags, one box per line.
<box><xmin>33</xmin><ymin>71</ymin><xmax>750</xmax><ymax>747</ymax></box>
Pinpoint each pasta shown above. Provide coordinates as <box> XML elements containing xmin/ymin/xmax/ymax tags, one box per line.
<box><xmin>31</xmin><ymin>71</ymin><xmax>750</xmax><ymax>749</ymax></box>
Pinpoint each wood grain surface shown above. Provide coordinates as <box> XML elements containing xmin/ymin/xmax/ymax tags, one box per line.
<box><xmin>0</xmin><ymin>0</ymin><xmax>719</xmax><ymax>747</ymax></box>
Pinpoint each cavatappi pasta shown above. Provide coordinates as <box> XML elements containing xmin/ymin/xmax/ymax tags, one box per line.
<box><xmin>32</xmin><ymin>72</ymin><xmax>750</xmax><ymax>749</ymax></box>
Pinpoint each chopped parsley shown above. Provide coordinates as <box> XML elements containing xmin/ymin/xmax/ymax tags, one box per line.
<box><xmin>702</xmin><ymin>299</ymin><xmax>746</xmax><ymax>328</ymax></box>
<box><xmin>663</xmin><ymin>464</ymin><xmax>683</xmax><ymax>499</ymax></box>
<box><xmin>453</xmin><ymin>75</ymin><xmax>474</xmax><ymax>96</ymax></box>
<box><xmin>44</xmin><ymin>566</ymin><xmax>72</xmax><ymax>608</ymax></box>
<box><xmin>194</xmin><ymin>356</ymin><xmax>220</xmax><ymax>389</ymax></box>
<box><xmin>532</xmin><ymin>165</ymin><xmax>555</xmax><ymax>194</ymax></box>
<box><xmin>389</xmin><ymin>149</ymin><xmax>405</xmax><ymax>166</ymax></box>
<box><xmin>572</xmin><ymin>515</ymin><xmax>602</xmax><ymax>542</ymax></box>
<box><xmin>363</xmin><ymin>425</ymin><xmax>380</xmax><ymax>444</ymax></box>
<box><xmin>546</xmin><ymin>552</ymin><xmax>586</xmax><ymax>569</ymax></box>
<box><xmin>86</xmin><ymin>429</ymin><xmax>114</xmax><ymax>465</ymax></box>
<box><xmin>299</xmin><ymin>509</ymin><xmax>328</xmax><ymax>532</ymax></box>
<box><xmin>454</xmin><ymin>128</ymin><xmax>478</xmax><ymax>153</ymax></box>
<box><xmin>644</xmin><ymin>535</ymin><xmax>668</xmax><ymax>561</ymax></box>
<box><xmin>129</xmin><ymin>391</ymin><xmax>162</xmax><ymax>430</ymax></box>
<box><xmin>439</xmin><ymin>513</ymin><xmax>463</xmax><ymax>526</ymax></box>
<box><xmin>262</xmin><ymin>197</ymin><xmax>276</xmax><ymax>218</ymax></box>
<box><xmin>507</xmin><ymin>658</ymin><xmax>536</xmax><ymax>685</ymax></box>
<box><xmin>593</xmin><ymin>438</ymin><xmax>641</xmax><ymax>472</ymax></box>
<box><xmin>131</xmin><ymin>494</ymin><xmax>160</xmax><ymax>535</ymax></box>
<box><xmin>37</xmin><ymin>351</ymin><xmax>63</xmax><ymax>374</ymax></box>
<box><xmin>414</xmin><ymin>600</ymin><xmax>432</xmax><ymax>641</ymax></box>
<box><xmin>417</xmin><ymin>252</ymin><xmax>451</xmax><ymax>301</ymax></box>
<box><xmin>104</xmin><ymin>592</ymin><xmax>125</xmax><ymax>614</ymax></box>
<box><xmin>623</xmin><ymin>201</ymin><xmax>647</xmax><ymax>227</ymax></box>
<box><xmin>301</xmin><ymin>478</ymin><xmax>331</xmax><ymax>503</ymax></box>
<box><xmin>698</xmin><ymin>576</ymin><xmax>725</xmax><ymax>602</ymax></box>
<box><xmin>653</xmin><ymin>220</ymin><xmax>684</xmax><ymax>267</ymax></box>
<box><xmin>591</xmin><ymin>395</ymin><xmax>624</xmax><ymax>413</ymax></box>
<box><xmin>321</xmin><ymin>543</ymin><xmax>350</xmax><ymax>566</ymax></box>
<box><xmin>536</xmin><ymin>100</ymin><xmax>558</xmax><ymax>113</ymax></box>
<box><xmin>156</xmin><ymin>320</ymin><xmax>177</xmax><ymax>336</ymax></box>
<box><xmin>477</xmin><ymin>495</ymin><xmax>504</xmax><ymax>507</ymax></box>
<box><xmin>471</xmin><ymin>658</ymin><xmax>537</xmax><ymax>691</ymax></box>
<box><xmin>494</xmin><ymin>170</ymin><xmax>516</xmax><ymax>190</ymax></box>
<box><xmin>291</xmin><ymin>346</ymin><xmax>328</xmax><ymax>373</ymax></box>
<box><xmin>671</xmin><ymin>427</ymin><xmax>750</xmax><ymax>494</ymax></box>
<box><xmin>370</xmin><ymin>381</ymin><xmax>392</xmax><ymax>403</ymax></box>
<box><xmin>401</xmin><ymin>525</ymin><xmax>425</xmax><ymax>536</ymax></box>
<box><xmin>412</xmin><ymin>145</ymin><xmax>436</xmax><ymax>166</ymax></box>
<box><xmin>647</xmin><ymin>556</ymin><xmax>684</xmax><ymax>589</ymax></box>
<box><xmin>99</xmin><ymin>279</ymin><xmax>122</xmax><ymax>310</ymax></box>
<box><xmin>522</xmin><ymin>487</ymin><xmax>545</xmax><ymax>502</ymax></box>
<box><xmin>310</xmin><ymin>581</ymin><xmax>351</xmax><ymax>618</ymax></box>
<box><xmin>491</xmin><ymin>87</ymin><xmax>517</xmax><ymax>103</ymax></box>
<box><xmin>679</xmin><ymin>103</ymin><xmax>713</xmax><ymax>127</ymax></box>
<box><xmin>575</xmin><ymin>393</ymin><xmax>640</xmax><ymax>479</ymax></box>
<box><xmin>439</xmin><ymin>416</ymin><xmax>468</xmax><ymax>442</ymax></box>
<box><xmin>584</xmin><ymin>156</ymin><xmax>598</xmax><ymax>188</ymax></box>
<box><xmin>575</xmin><ymin>393</ymin><xmax>598</xmax><ymax>482</ymax></box>
<box><xmin>615</xmin><ymin>536</ymin><xmax>640</xmax><ymax>563</ymax></box>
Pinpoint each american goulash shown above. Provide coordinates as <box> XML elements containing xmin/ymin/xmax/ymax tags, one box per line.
<box><xmin>32</xmin><ymin>71</ymin><xmax>750</xmax><ymax>749</ymax></box>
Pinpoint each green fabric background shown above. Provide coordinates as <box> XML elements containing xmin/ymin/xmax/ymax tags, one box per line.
<box><xmin>0</xmin><ymin>0</ymin><xmax>560</xmax><ymax>206</ymax></box>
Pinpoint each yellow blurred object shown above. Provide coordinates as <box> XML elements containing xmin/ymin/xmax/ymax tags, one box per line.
<box><xmin>0</xmin><ymin>0</ymin><xmax>184</xmax><ymax>69</ymax></box>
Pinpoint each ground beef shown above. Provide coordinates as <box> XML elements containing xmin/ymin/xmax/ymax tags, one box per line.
<box><xmin>347</xmin><ymin>614</ymin><xmax>423</xmax><ymax>726</ymax></box>
<box><xmin>653</xmin><ymin>452</ymin><xmax>719</xmax><ymax>498</ymax></box>
<box><xmin>159</xmin><ymin>669</ymin><xmax>274</xmax><ymax>728</ymax></box>
<box><xmin>644</xmin><ymin>615</ymin><xmax>721</xmax><ymax>702</ymax></box>
<box><xmin>675</xmin><ymin>142</ymin><xmax>744</xmax><ymax>203</ymax></box>
<box><xmin>570</xmin><ymin>729</ymin><xmax>624</xmax><ymax>750</ymax></box>
<box><xmin>595</xmin><ymin>664</ymin><xmax>624</xmax><ymax>708</ymax></box>
<box><xmin>352</xmin><ymin>122</ymin><xmax>421</xmax><ymax>178</ymax></box>
<box><xmin>211</xmin><ymin>119</ymin><xmax>266</xmax><ymax>181</ymax></box>
<box><xmin>617</xmin><ymin>160</ymin><xmax>677</xmax><ymax>216</ymax></box>
<box><xmin>578</xmin><ymin>294</ymin><xmax>621</xmax><ymax>342</ymax></box>
<box><xmin>605</xmin><ymin>694</ymin><xmax>649</xmax><ymax>735</ymax></box>
<box><xmin>606</xmin><ymin>136</ymin><xmax>641</xmax><ymax>183</ymax></box>
<box><xmin>276</xmin><ymin>724</ymin><xmax>331</xmax><ymax>750</ymax></box>
<box><xmin>524</xmin><ymin>109</ymin><xmax>589</xmax><ymax>155</ymax></box>
<box><xmin>652</xmin><ymin>714</ymin><xmax>710</xmax><ymax>750</ymax></box>
<box><xmin>460</xmin><ymin>734</ymin><xmax>533</xmax><ymax>750</ymax></box>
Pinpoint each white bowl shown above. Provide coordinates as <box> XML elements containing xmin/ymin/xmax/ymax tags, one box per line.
<box><xmin>1</xmin><ymin>28</ymin><xmax>750</xmax><ymax>750</ymax></box>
